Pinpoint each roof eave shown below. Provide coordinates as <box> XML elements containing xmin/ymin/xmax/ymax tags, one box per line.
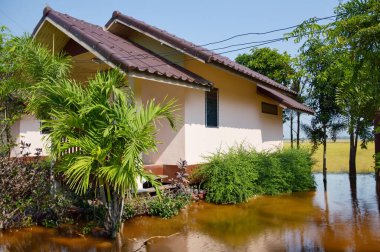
<box><xmin>257</xmin><ymin>84</ymin><xmax>314</xmax><ymax>115</ymax></box>
<box><xmin>129</xmin><ymin>71</ymin><xmax>211</xmax><ymax>91</ymax></box>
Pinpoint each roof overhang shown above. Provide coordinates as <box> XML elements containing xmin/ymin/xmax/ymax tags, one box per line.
<box><xmin>257</xmin><ymin>84</ymin><xmax>314</xmax><ymax>115</ymax></box>
<box><xmin>128</xmin><ymin>71</ymin><xmax>210</xmax><ymax>91</ymax></box>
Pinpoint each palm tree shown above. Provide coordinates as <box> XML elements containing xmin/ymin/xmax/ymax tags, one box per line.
<box><xmin>28</xmin><ymin>70</ymin><xmax>178</xmax><ymax>238</ymax></box>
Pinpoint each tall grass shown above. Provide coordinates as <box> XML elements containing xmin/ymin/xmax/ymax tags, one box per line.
<box><xmin>284</xmin><ymin>141</ymin><xmax>375</xmax><ymax>173</ymax></box>
<box><xmin>193</xmin><ymin>147</ymin><xmax>315</xmax><ymax>204</ymax></box>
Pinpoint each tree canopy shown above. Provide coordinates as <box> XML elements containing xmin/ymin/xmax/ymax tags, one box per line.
<box><xmin>236</xmin><ymin>47</ymin><xmax>294</xmax><ymax>86</ymax></box>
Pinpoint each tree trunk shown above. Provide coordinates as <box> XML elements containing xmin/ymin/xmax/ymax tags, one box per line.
<box><xmin>296</xmin><ymin>112</ymin><xmax>301</xmax><ymax>149</ymax></box>
<box><xmin>104</xmin><ymin>190</ymin><xmax>125</xmax><ymax>238</ymax></box>
<box><xmin>2</xmin><ymin>102</ymin><xmax>13</xmax><ymax>157</ymax></box>
<box><xmin>290</xmin><ymin>112</ymin><xmax>294</xmax><ymax>149</ymax></box>
<box><xmin>3</xmin><ymin>104</ymin><xmax>9</xmax><ymax>152</ymax></box>
<box><xmin>349</xmin><ymin>175</ymin><xmax>359</xmax><ymax>222</ymax></box>
<box><xmin>349</xmin><ymin>129</ymin><xmax>358</xmax><ymax>177</ymax></box>
<box><xmin>322</xmin><ymin>129</ymin><xmax>327</xmax><ymax>191</ymax></box>
<box><xmin>349</xmin><ymin>175</ymin><xmax>358</xmax><ymax>208</ymax></box>
<box><xmin>375</xmin><ymin>112</ymin><xmax>380</xmax><ymax>193</ymax></box>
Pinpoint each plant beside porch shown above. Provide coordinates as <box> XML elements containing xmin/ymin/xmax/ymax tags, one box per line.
<box><xmin>28</xmin><ymin>69</ymin><xmax>179</xmax><ymax>238</ymax></box>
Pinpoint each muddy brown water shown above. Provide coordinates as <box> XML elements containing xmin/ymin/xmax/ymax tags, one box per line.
<box><xmin>1</xmin><ymin>173</ymin><xmax>380</xmax><ymax>252</ymax></box>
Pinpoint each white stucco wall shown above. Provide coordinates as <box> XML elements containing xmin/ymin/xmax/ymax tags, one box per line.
<box><xmin>10</xmin><ymin>115</ymin><xmax>48</xmax><ymax>157</ymax></box>
<box><xmin>183</xmin><ymin>59</ymin><xmax>283</xmax><ymax>164</ymax></box>
<box><xmin>125</xmin><ymin>28</ymin><xmax>283</xmax><ymax>163</ymax></box>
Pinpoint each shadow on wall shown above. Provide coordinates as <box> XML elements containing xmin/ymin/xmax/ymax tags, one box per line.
<box><xmin>260</xmin><ymin>114</ymin><xmax>283</xmax><ymax>144</ymax></box>
<box><xmin>139</xmin><ymin>79</ymin><xmax>186</xmax><ymax>165</ymax></box>
<box><xmin>142</xmin><ymin>121</ymin><xmax>185</xmax><ymax>165</ymax></box>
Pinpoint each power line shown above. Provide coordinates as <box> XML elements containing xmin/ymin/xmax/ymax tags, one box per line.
<box><xmin>0</xmin><ymin>9</ymin><xmax>28</xmax><ymax>33</ymax></box>
<box><xmin>207</xmin><ymin>37</ymin><xmax>289</xmax><ymax>51</ymax></box>
<box><xmin>200</xmin><ymin>15</ymin><xmax>337</xmax><ymax>47</ymax></box>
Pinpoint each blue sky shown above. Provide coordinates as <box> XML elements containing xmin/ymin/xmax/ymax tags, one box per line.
<box><xmin>0</xmin><ymin>0</ymin><xmax>343</xmax><ymax>138</ymax></box>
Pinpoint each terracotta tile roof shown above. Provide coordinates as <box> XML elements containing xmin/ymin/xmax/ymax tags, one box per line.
<box><xmin>257</xmin><ymin>84</ymin><xmax>314</xmax><ymax>115</ymax></box>
<box><xmin>106</xmin><ymin>11</ymin><xmax>297</xmax><ymax>96</ymax></box>
<box><xmin>33</xmin><ymin>7</ymin><xmax>213</xmax><ymax>88</ymax></box>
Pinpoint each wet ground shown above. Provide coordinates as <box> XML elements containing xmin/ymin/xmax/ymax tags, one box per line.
<box><xmin>1</xmin><ymin>173</ymin><xmax>380</xmax><ymax>251</ymax></box>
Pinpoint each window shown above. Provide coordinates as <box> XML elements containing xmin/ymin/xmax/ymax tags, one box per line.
<box><xmin>40</xmin><ymin>121</ymin><xmax>52</xmax><ymax>134</ymax></box>
<box><xmin>262</xmin><ymin>102</ymin><xmax>278</xmax><ymax>115</ymax></box>
<box><xmin>205</xmin><ymin>88</ymin><xmax>218</xmax><ymax>127</ymax></box>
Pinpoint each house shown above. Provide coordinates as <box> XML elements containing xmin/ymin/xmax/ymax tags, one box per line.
<box><xmin>11</xmin><ymin>7</ymin><xmax>313</xmax><ymax>175</ymax></box>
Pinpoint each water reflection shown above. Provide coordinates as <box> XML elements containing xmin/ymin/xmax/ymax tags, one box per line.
<box><xmin>1</xmin><ymin>174</ymin><xmax>379</xmax><ymax>251</ymax></box>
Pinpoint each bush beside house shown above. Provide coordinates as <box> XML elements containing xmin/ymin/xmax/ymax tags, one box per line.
<box><xmin>193</xmin><ymin>147</ymin><xmax>316</xmax><ymax>204</ymax></box>
<box><xmin>0</xmin><ymin>156</ymin><xmax>77</xmax><ymax>229</ymax></box>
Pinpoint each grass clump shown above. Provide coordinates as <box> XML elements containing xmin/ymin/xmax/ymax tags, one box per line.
<box><xmin>123</xmin><ymin>192</ymin><xmax>191</xmax><ymax>220</ymax></box>
<box><xmin>147</xmin><ymin>192</ymin><xmax>190</xmax><ymax>218</ymax></box>
<box><xmin>193</xmin><ymin>147</ymin><xmax>315</xmax><ymax>204</ymax></box>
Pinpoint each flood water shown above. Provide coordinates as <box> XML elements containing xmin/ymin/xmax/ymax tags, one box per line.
<box><xmin>1</xmin><ymin>173</ymin><xmax>380</xmax><ymax>251</ymax></box>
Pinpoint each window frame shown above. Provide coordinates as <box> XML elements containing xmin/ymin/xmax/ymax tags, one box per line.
<box><xmin>40</xmin><ymin>121</ymin><xmax>52</xmax><ymax>135</ymax></box>
<box><xmin>261</xmin><ymin>102</ymin><xmax>278</xmax><ymax>115</ymax></box>
<box><xmin>205</xmin><ymin>88</ymin><xmax>219</xmax><ymax>128</ymax></box>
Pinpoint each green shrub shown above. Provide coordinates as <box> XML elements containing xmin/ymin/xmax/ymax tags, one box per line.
<box><xmin>147</xmin><ymin>192</ymin><xmax>190</xmax><ymax>218</ymax></box>
<box><xmin>275</xmin><ymin>148</ymin><xmax>315</xmax><ymax>192</ymax></box>
<box><xmin>252</xmin><ymin>152</ymin><xmax>292</xmax><ymax>195</ymax></box>
<box><xmin>194</xmin><ymin>147</ymin><xmax>259</xmax><ymax>204</ymax></box>
<box><xmin>194</xmin><ymin>147</ymin><xmax>315</xmax><ymax>204</ymax></box>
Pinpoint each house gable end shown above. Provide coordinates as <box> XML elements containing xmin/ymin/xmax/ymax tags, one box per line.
<box><xmin>32</xmin><ymin>7</ymin><xmax>213</xmax><ymax>90</ymax></box>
